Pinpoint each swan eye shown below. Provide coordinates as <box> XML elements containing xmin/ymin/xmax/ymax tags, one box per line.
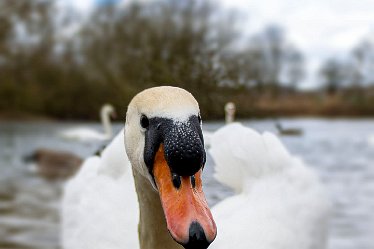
<box><xmin>140</xmin><ymin>115</ymin><xmax>149</xmax><ymax>129</ymax></box>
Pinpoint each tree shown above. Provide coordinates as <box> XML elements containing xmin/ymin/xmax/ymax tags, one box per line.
<box><xmin>319</xmin><ymin>59</ymin><xmax>347</xmax><ymax>95</ymax></box>
<box><xmin>280</xmin><ymin>46</ymin><xmax>305</xmax><ymax>91</ymax></box>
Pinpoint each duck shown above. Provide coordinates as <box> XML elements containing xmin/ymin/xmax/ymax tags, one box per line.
<box><xmin>62</xmin><ymin>86</ymin><xmax>217</xmax><ymax>249</ymax></box>
<box><xmin>209</xmin><ymin>123</ymin><xmax>330</xmax><ymax>249</ymax></box>
<box><xmin>275</xmin><ymin>120</ymin><xmax>303</xmax><ymax>136</ymax></box>
<box><xmin>24</xmin><ymin>148</ymin><xmax>83</xmax><ymax>180</ymax></box>
<box><xmin>60</xmin><ymin>104</ymin><xmax>116</xmax><ymax>141</ymax></box>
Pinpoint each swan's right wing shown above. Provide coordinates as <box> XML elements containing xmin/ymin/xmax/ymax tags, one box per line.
<box><xmin>62</xmin><ymin>130</ymin><xmax>139</xmax><ymax>249</ymax></box>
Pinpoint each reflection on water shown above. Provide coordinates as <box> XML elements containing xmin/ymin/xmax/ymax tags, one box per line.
<box><xmin>0</xmin><ymin>119</ymin><xmax>373</xmax><ymax>249</ymax></box>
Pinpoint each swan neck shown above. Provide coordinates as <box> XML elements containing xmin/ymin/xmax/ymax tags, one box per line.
<box><xmin>225</xmin><ymin>111</ymin><xmax>235</xmax><ymax>124</ymax></box>
<box><xmin>132</xmin><ymin>168</ymin><xmax>183</xmax><ymax>249</ymax></box>
<box><xmin>101</xmin><ymin>109</ymin><xmax>112</xmax><ymax>137</ymax></box>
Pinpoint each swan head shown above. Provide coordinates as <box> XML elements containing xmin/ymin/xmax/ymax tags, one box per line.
<box><xmin>125</xmin><ymin>86</ymin><xmax>216</xmax><ymax>249</ymax></box>
<box><xmin>101</xmin><ymin>103</ymin><xmax>116</xmax><ymax>118</ymax></box>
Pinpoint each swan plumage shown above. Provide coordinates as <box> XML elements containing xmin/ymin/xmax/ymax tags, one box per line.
<box><xmin>62</xmin><ymin>129</ymin><xmax>139</xmax><ymax>249</ymax></box>
<box><xmin>60</xmin><ymin>128</ymin><xmax>110</xmax><ymax>141</ymax></box>
<box><xmin>60</xmin><ymin>104</ymin><xmax>115</xmax><ymax>141</ymax></box>
<box><xmin>209</xmin><ymin>123</ymin><xmax>330</xmax><ymax>249</ymax></box>
<box><xmin>63</xmin><ymin>122</ymin><xmax>330</xmax><ymax>249</ymax></box>
<box><xmin>368</xmin><ymin>135</ymin><xmax>374</xmax><ymax>147</ymax></box>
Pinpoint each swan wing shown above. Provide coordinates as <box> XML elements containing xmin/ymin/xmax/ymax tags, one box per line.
<box><xmin>209</xmin><ymin>123</ymin><xmax>330</xmax><ymax>249</ymax></box>
<box><xmin>59</xmin><ymin>127</ymin><xmax>108</xmax><ymax>141</ymax></box>
<box><xmin>62</xmin><ymin>130</ymin><xmax>139</xmax><ymax>249</ymax></box>
<box><xmin>368</xmin><ymin>135</ymin><xmax>374</xmax><ymax>146</ymax></box>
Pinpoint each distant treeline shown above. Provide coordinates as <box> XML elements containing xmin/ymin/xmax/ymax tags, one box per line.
<box><xmin>0</xmin><ymin>0</ymin><xmax>374</xmax><ymax>120</ymax></box>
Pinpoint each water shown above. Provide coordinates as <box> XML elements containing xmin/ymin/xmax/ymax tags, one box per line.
<box><xmin>0</xmin><ymin>119</ymin><xmax>373</xmax><ymax>249</ymax></box>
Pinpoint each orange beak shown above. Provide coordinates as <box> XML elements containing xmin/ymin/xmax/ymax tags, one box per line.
<box><xmin>153</xmin><ymin>144</ymin><xmax>217</xmax><ymax>247</ymax></box>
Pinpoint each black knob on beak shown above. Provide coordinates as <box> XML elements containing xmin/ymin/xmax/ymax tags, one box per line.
<box><xmin>164</xmin><ymin>121</ymin><xmax>205</xmax><ymax>176</ymax></box>
<box><xmin>143</xmin><ymin>116</ymin><xmax>206</xmax><ymax>178</ymax></box>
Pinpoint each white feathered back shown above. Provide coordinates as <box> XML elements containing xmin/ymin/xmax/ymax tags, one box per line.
<box><xmin>210</xmin><ymin>123</ymin><xmax>290</xmax><ymax>193</ymax></box>
<box><xmin>62</xmin><ymin>130</ymin><xmax>139</xmax><ymax>249</ymax></box>
<box><xmin>98</xmin><ymin>129</ymin><xmax>128</xmax><ymax>178</ymax></box>
<box><xmin>209</xmin><ymin>123</ymin><xmax>331</xmax><ymax>249</ymax></box>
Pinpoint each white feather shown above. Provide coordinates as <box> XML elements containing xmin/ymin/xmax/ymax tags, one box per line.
<box><xmin>209</xmin><ymin>123</ymin><xmax>331</xmax><ymax>249</ymax></box>
<box><xmin>61</xmin><ymin>130</ymin><xmax>139</xmax><ymax>249</ymax></box>
<box><xmin>368</xmin><ymin>135</ymin><xmax>374</xmax><ymax>147</ymax></box>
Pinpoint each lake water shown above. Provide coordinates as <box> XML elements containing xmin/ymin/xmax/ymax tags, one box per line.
<box><xmin>0</xmin><ymin>118</ymin><xmax>373</xmax><ymax>249</ymax></box>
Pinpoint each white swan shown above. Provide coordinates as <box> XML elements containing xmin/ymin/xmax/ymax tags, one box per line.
<box><xmin>203</xmin><ymin>102</ymin><xmax>236</xmax><ymax>148</ymax></box>
<box><xmin>62</xmin><ymin>87</ymin><xmax>329</xmax><ymax>249</ymax></box>
<box><xmin>224</xmin><ymin>102</ymin><xmax>236</xmax><ymax>124</ymax></box>
<box><xmin>60</xmin><ymin>104</ymin><xmax>116</xmax><ymax>141</ymax></box>
<box><xmin>209</xmin><ymin>123</ymin><xmax>331</xmax><ymax>249</ymax></box>
<box><xmin>62</xmin><ymin>86</ymin><xmax>217</xmax><ymax>249</ymax></box>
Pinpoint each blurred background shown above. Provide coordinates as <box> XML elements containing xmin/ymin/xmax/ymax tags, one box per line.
<box><xmin>0</xmin><ymin>0</ymin><xmax>373</xmax><ymax>248</ymax></box>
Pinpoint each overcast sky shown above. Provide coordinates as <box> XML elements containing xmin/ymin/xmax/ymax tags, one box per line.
<box><xmin>64</xmin><ymin>0</ymin><xmax>374</xmax><ymax>89</ymax></box>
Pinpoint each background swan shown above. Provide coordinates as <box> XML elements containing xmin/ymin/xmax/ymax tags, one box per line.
<box><xmin>224</xmin><ymin>102</ymin><xmax>236</xmax><ymax>124</ymax></box>
<box><xmin>209</xmin><ymin>123</ymin><xmax>330</xmax><ymax>249</ymax></box>
<box><xmin>60</xmin><ymin>104</ymin><xmax>116</xmax><ymax>141</ymax></box>
<box><xmin>204</xmin><ymin>102</ymin><xmax>236</xmax><ymax>148</ymax></box>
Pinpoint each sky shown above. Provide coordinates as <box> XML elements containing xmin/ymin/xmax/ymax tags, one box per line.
<box><xmin>64</xmin><ymin>0</ymin><xmax>374</xmax><ymax>89</ymax></box>
<box><xmin>220</xmin><ymin>0</ymin><xmax>374</xmax><ymax>89</ymax></box>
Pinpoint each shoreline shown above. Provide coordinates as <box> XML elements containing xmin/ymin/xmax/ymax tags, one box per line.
<box><xmin>1</xmin><ymin>112</ymin><xmax>374</xmax><ymax>123</ymax></box>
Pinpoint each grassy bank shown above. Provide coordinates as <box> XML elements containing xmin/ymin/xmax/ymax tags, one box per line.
<box><xmin>2</xmin><ymin>89</ymin><xmax>374</xmax><ymax>121</ymax></box>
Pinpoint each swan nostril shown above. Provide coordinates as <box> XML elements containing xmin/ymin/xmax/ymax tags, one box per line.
<box><xmin>191</xmin><ymin>175</ymin><xmax>196</xmax><ymax>188</ymax></box>
<box><xmin>172</xmin><ymin>173</ymin><xmax>181</xmax><ymax>189</ymax></box>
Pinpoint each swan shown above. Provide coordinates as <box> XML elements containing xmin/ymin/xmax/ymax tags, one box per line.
<box><xmin>209</xmin><ymin>123</ymin><xmax>330</xmax><ymax>249</ymax></box>
<box><xmin>224</xmin><ymin>102</ymin><xmax>236</xmax><ymax>124</ymax></box>
<box><xmin>60</xmin><ymin>104</ymin><xmax>116</xmax><ymax>141</ymax></box>
<box><xmin>62</xmin><ymin>86</ymin><xmax>217</xmax><ymax>249</ymax></box>
<box><xmin>275</xmin><ymin>120</ymin><xmax>303</xmax><ymax>136</ymax></box>
<box><xmin>203</xmin><ymin>102</ymin><xmax>236</xmax><ymax>148</ymax></box>
<box><xmin>63</xmin><ymin>87</ymin><xmax>329</xmax><ymax>249</ymax></box>
<box><xmin>24</xmin><ymin>148</ymin><xmax>83</xmax><ymax>180</ymax></box>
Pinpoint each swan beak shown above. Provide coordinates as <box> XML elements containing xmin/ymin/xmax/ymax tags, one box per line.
<box><xmin>153</xmin><ymin>145</ymin><xmax>217</xmax><ymax>248</ymax></box>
